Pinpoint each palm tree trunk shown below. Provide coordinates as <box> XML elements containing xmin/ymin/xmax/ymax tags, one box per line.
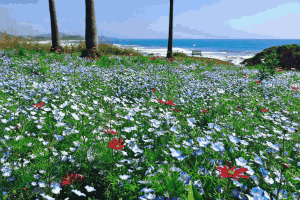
<box><xmin>80</xmin><ymin>0</ymin><xmax>101</xmax><ymax>60</ymax></box>
<box><xmin>166</xmin><ymin>0</ymin><xmax>173</xmax><ymax>59</ymax></box>
<box><xmin>48</xmin><ymin>0</ymin><xmax>64</xmax><ymax>55</ymax></box>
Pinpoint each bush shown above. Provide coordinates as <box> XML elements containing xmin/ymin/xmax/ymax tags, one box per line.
<box><xmin>172</xmin><ymin>51</ymin><xmax>188</xmax><ymax>58</ymax></box>
<box><xmin>240</xmin><ymin>44</ymin><xmax>300</xmax><ymax>72</ymax></box>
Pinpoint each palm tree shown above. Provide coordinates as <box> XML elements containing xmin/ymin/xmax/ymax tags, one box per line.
<box><xmin>48</xmin><ymin>0</ymin><xmax>64</xmax><ymax>55</ymax></box>
<box><xmin>166</xmin><ymin>0</ymin><xmax>174</xmax><ymax>60</ymax></box>
<box><xmin>79</xmin><ymin>0</ymin><xmax>101</xmax><ymax>60</ymax></box>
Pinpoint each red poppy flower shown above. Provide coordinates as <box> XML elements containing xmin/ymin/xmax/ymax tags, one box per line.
<box><xmin>60</xmin><ymin>171</ymin><xmax>86</xmax><ymax>187</ymax></box>
<box><xmin>104</xmin><ymin>127</ymin><xmax>118</xmax><ymax>135</ymax></box>
<box><xmin>281</xmin><ymin>163</ymin><xmax>290</xmax><ymax>170</ymax></box>
<box><xmin>108</xmin><ymin>138</ymin><xmax>126</xmax><ymax>150</ymax></box>
<box><xmin>157</xmin><ymin>99</ymin><xmax>176</xmax><ymax>106</ymax></box>
<box><xmin>215</xmin><ymin>164</ymin><xmax>250</xmax><ymax>181</ymax></box>
<box><xmin>261</xmin><ymin>109</ymin><xmax>269</xmax><ymax>113</ymax></box>
<box><xmin>32</xmin><ymin>102</ymin><xmax>45</xmax><ymax>109</ymax></box>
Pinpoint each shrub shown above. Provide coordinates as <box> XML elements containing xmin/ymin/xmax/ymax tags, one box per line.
<box><xmin>240</xmin><ymin>44</ymin><xmax>300</xmax><ymax>72</ymax></box>
<box><xmin>172</xmin><ymin>51</ymin><xmax>188</xmax><ymax>58</ymax></box>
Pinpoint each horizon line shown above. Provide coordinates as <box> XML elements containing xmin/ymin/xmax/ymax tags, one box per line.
<box><xmin>1</xmin><ymin>33</ymin><xmax>299</xmax><ymax>40</ymax></box>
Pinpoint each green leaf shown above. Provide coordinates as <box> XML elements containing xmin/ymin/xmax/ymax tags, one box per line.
<box><xmin>280</xmin><ymin>158</ymin><xmax>288</xmax><ymax>163</ymax></box>
<box><xmin>123</xmin><ymin>182</ymin><xmax>138</xmax><ymax>193</ymax></box>
<box><xmin>188</xmin><ymin>180</ymin><xmax>204</xmax><ymax>200</ymax></box>
<box><xmin>167</xmin><ymin>176</ymin><xmax>177</xmax><ymax>191</ymax></box>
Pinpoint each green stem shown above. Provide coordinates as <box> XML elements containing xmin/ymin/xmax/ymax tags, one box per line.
<box><xmin>226</xmin><ymin>177</ymin><xmax>230</xmax><ymax>190</ymax></box>
<box><xmin>223</xmin><ymin>177</ymin><xmax>231</xmax><ymax>199</ymax></box>
<box><xmin>276</xmin><ymin>169</ymin><xmax>283</xmax><ymax>200</ymax></box>
<box><xmin>167</xmin><ymin>60</ymin><xmax>170</xmax><ymax>98</ymax></box>
<box><xmin>47</xmin><ymin>146</ymin><xmax>52</xmax><ymax>196</ymax></box>
<box><xmin>268</xmin><ymin>151</ymin><xmax>272</xmax><ymax>172</ymax></box>
<box><xmin>0</xmin><ymin>161</ymin><xmax>3</xmax><ymax>200</ymax></box>
<box><xmin>110</xmin><ymin>105</ymin><xmax>114</xmax><ymax>166</ymax></box>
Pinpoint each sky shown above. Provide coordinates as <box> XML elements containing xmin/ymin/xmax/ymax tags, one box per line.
<box><xmin>0</xmin><ymin>0</ymin><xmax>299</xmax><ymax>40</ymax></box>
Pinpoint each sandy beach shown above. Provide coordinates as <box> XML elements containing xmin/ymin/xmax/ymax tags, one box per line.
<box><xmin>24</xmin><ymin>40</ymin><xmax>256</xmax><ymax>66</ymax></box>
<box><xmin>112</xmin><ymin>44</ymin><xmax>255</xmax><ymax>67</ymax></box>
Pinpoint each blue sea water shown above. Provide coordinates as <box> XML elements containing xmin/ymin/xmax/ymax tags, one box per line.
<box><xmin>101</xmin><ymin>38</ymin><xmax>300</xmax><ymax>57</ymax></box>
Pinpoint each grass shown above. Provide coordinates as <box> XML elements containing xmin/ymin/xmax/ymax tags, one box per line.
<box><xmin>0</xmin><ymin>33</ymin><xmax>300</xmax><ymax>200</ymax></box>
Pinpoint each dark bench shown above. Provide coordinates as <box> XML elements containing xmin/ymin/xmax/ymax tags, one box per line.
<box><xmin>192</xmin><ymin>50</ymin><xmax>202</xmax><ymax>56</ymax></box>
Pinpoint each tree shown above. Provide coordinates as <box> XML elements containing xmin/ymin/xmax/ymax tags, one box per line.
<box><xmin>166</xmin><ymin>0</ymin><xmax>173</xmax><ymax>60</ymax></box>
<box><xmin>79</xmin><ymin>0</ymin><xmax>101</xmax><ymax>60</ymax></box>
<box><xmin>48</xmin><ymin>0</ymin><xmax>64</xmax><ymax>55</ymax></box>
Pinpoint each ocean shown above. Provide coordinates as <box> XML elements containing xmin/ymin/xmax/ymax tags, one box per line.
<box><xmin>103</xmin><ymin>38</ymin><xmax>300</xmax><ymax>57</ymax></box>
<box><xmin>22</xmin><ymin>38</ymin><xmax>300</xmax><ymax>66</ymax></box>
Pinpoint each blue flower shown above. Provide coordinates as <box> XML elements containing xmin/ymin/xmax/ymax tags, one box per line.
<box><xmin>232</xmin><ymin>189</ymin><xmax>240</xmax><ymax>197</ymax></box>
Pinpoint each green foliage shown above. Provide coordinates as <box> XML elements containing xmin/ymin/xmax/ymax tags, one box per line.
<box><xmin>173</xmin><ymin>51</ymin><xmax>188</xmax><ymax>58</ymax></box>
<box><xmin>256</xmin><ymin>48</ymin><xmax>281</xmax><ymax>82</ymax></box>
<box><xmin>0</xmin><ymin>37</ymin><xmax>300</xmax><ymax>199</ymax></box>
<box><xmin>185</xmin><ymin>58</ymin><xmax>192</xmax><ymax>66</ymax></box>
<box><xmin>241</xmin><ymin>44</ymin><xmax>300</xmax><ymax>72</ymax></box>
<box><xmin>16</xmin><ymin>45</ymin><xmax>28</xmax><ymax>57</ymax></box>
<box><xmin>40</xmin><ymin>46</ymin><xmax>48</xmax><ymax>56</ymax></box>
<box><xmin>94</xmin><ymin>55</ymin><xmax>119</xmax><ymax>67</ymax></box>
<box><xmin>108</xmin><ymin>46</ymin><xmax>122</xmax><ymax>55</ymax></box>
<box><xmin>188</xmin><ymin>181</ymin><xmax>204</xmax><ymax>200</ymax></box>
<box><xmin>38</xmin><ymin>60</ymin><xmax>51</xmax><ymax>75</ymax></box>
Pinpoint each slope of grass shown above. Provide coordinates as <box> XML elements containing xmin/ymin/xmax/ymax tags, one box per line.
<box><xmin>0</xmin><ymin>35</ymin><xmax>299</xmax><ymax>200</ymax></box>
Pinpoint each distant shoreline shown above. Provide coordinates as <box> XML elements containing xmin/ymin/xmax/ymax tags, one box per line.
<box><xmin>0</xmin><ymin>33</ymin><xmax>111</xmax><ymax>43</ymax></box>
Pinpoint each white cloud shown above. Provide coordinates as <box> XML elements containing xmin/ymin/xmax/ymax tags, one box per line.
<box><xmin>0</xmin><ymin>0</ymin><xmax>299</xmax><ymax>39</ymax></box>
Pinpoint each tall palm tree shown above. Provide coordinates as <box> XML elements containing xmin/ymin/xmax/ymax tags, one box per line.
<box><xmin>79</xmin><ymin>0</ymin><xmax>101</xmax><ymax>60</ymax></box>
<box><xmin>48</xmin><ymin>0</ymin><xmax>64</xmax><ymax>55</ymax></box>
<box><xmin>166</xmin><ymin>0</ymin><xmax>174</xmax><ymax>60</ymax></box>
